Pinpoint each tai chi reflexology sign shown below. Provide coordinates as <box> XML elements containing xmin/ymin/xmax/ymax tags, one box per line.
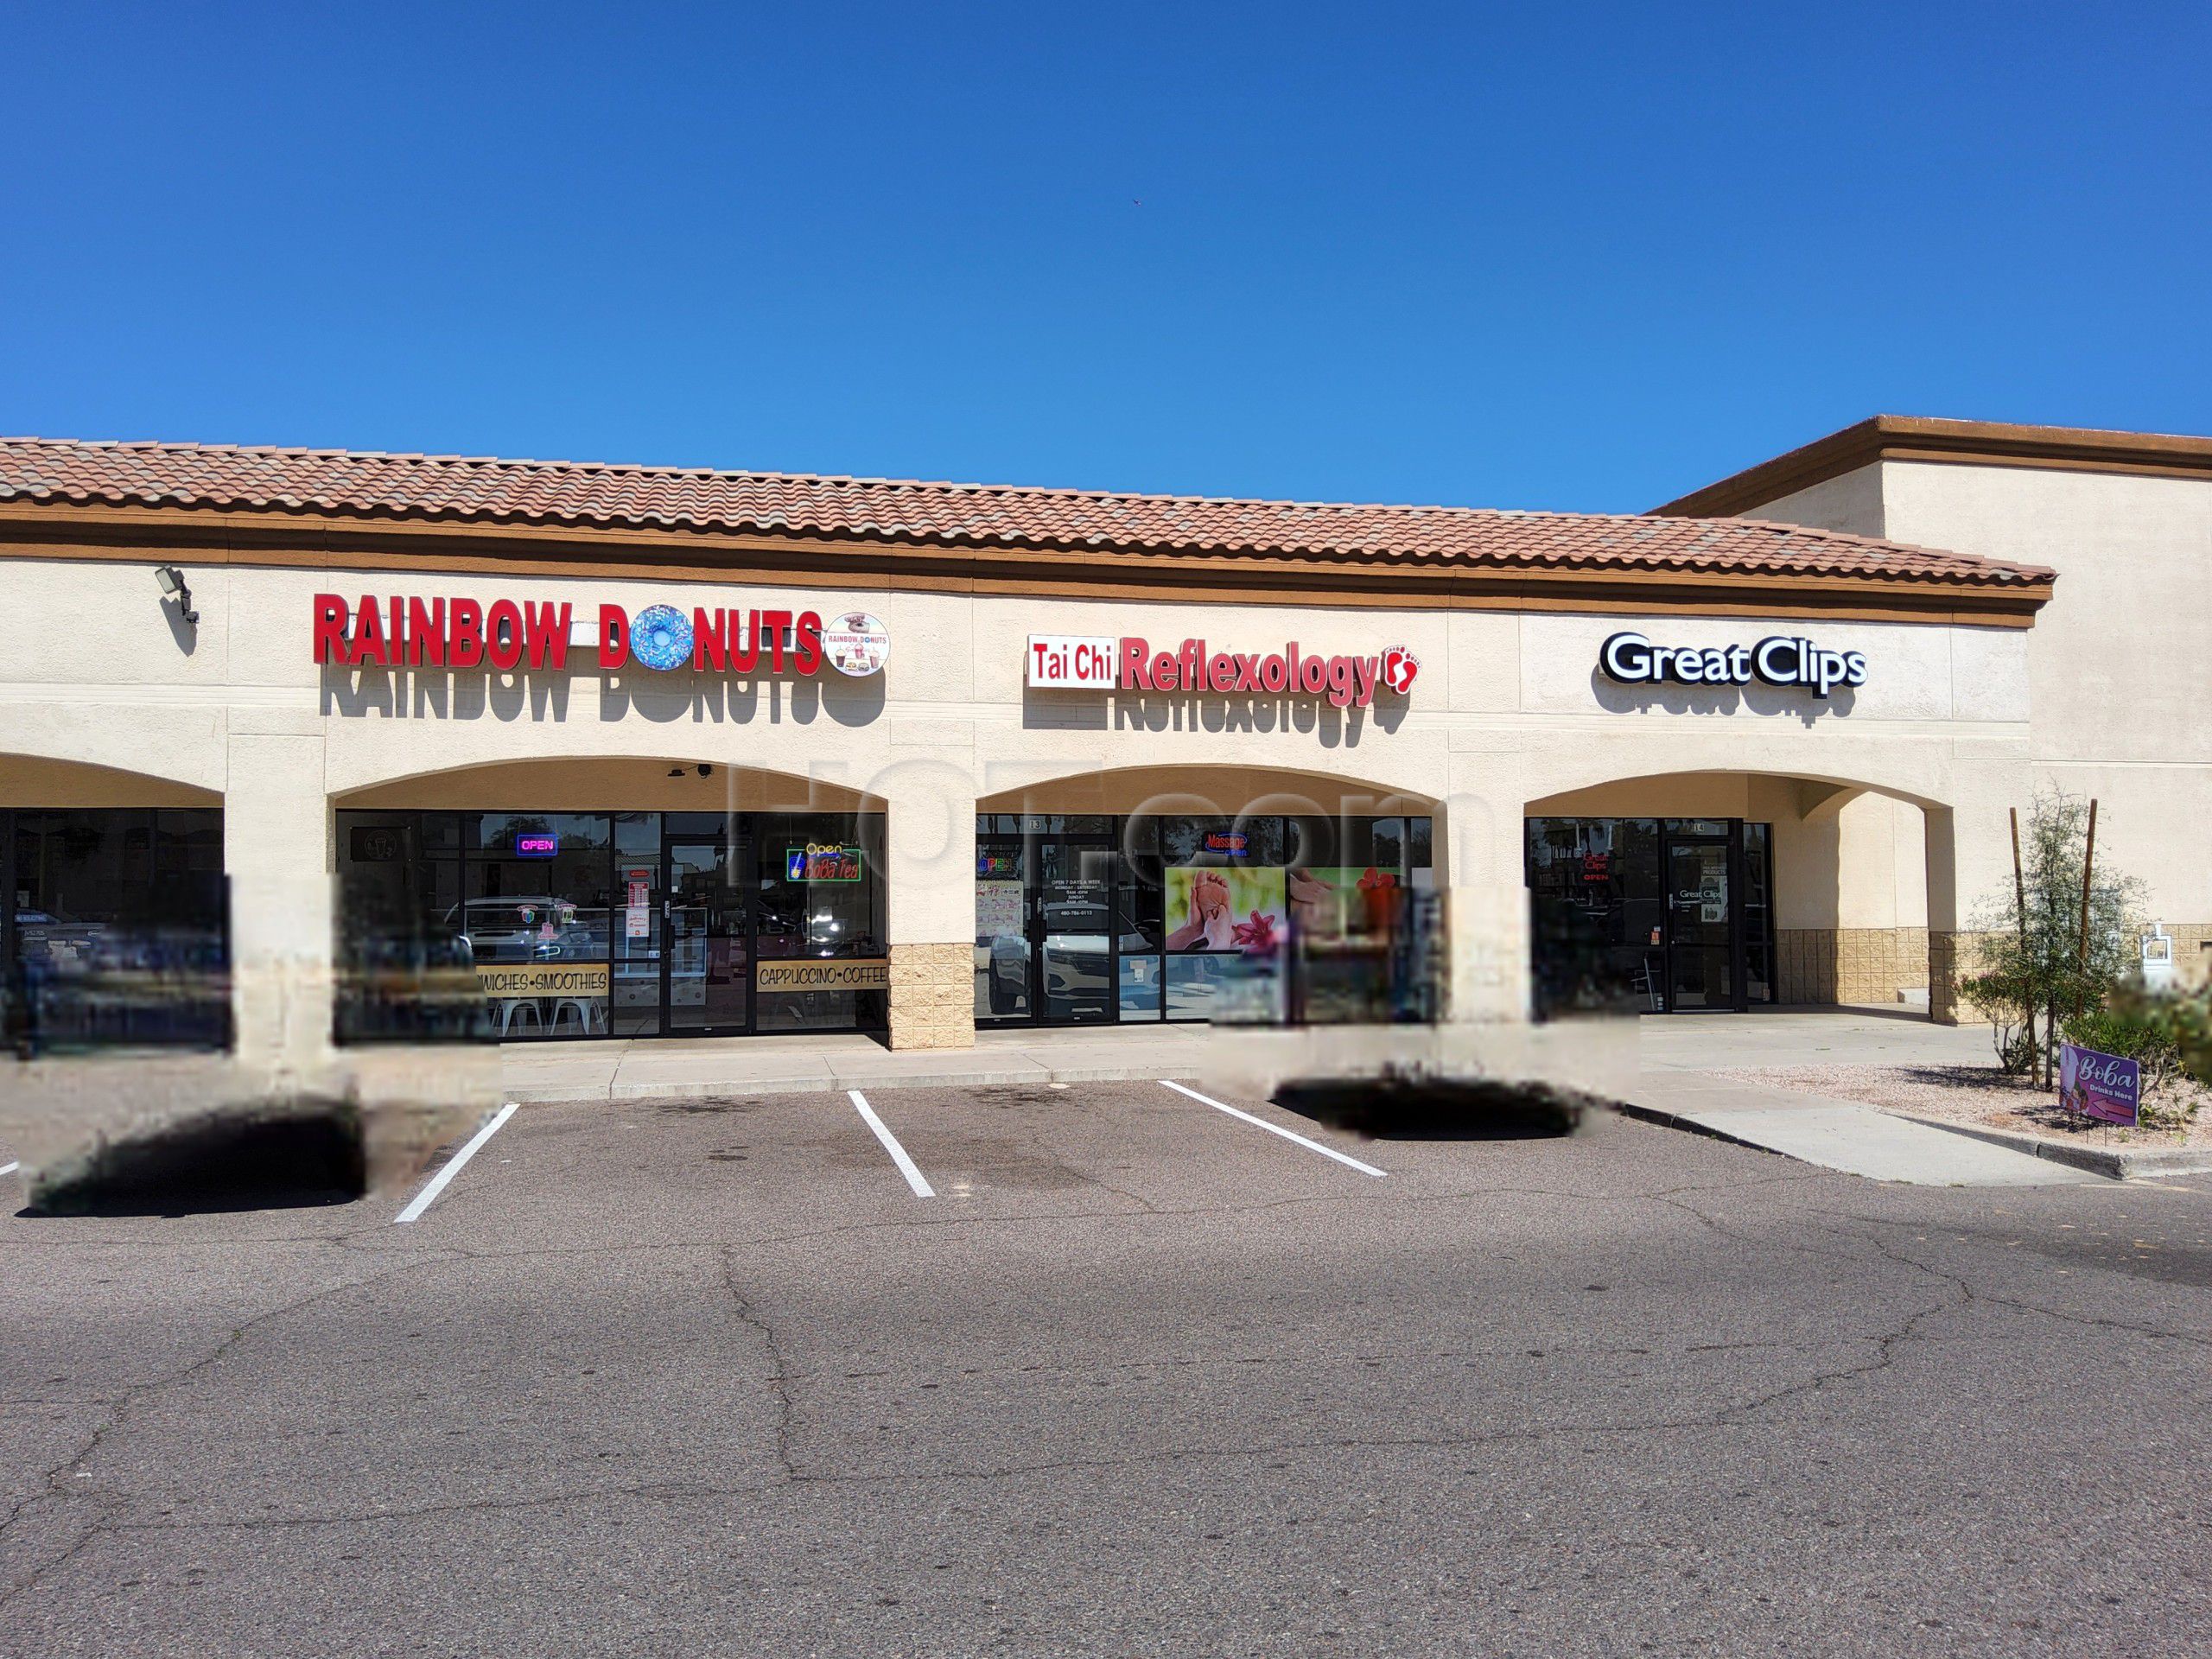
<box><xmin>1026</xmin><ymin>634</ymin><xmax>1419</xmax><ymax>709</ymax></box>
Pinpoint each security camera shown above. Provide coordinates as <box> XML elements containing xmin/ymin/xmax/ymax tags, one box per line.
<box><xmin>155</xmin><ymin>563</ymin><xmax>199</xmax><ymax>626</ymax></box>
<box><xmin>697</xmin><ymin>763</ymin><xmax>715</xmax><ymax>777</ymax></box>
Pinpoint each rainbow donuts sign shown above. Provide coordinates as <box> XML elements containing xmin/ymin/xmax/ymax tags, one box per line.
<box><xmin>311</xmin><ymin>594</ymin><xmax>889</xmax><ymax>678</ymax></box>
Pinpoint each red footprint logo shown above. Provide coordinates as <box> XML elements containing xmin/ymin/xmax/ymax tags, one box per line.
<box><xmin>1381</xmin><ymin>645</ymin><xmax>1420</xmax><ymax>696</ymax></box>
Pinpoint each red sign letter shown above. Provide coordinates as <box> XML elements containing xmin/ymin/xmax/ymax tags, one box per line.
<box><xmin>597</xmin><ymin>605</ymin><xmax>628</xmax><ymax>670</ymax></box>
<box><xmin>311</xmin><ymin>594</ymin><xmax>347</xmax><ymax>664</ymax></box>
<box><xmin>523</xmin><ymin>601</ymin><xmax>569</xmax><ymax>671</ymax></box>
<box><xmin>1120</xmin><ymin>637</ymin><xmax>1151</xmax><ymax>690</ymax></box>
<box><xmin>793</xmin><ymin>611</ymin><xmax>823</xmax><ymax>676</ymax></box>
<box><xmin>448</xmin><ymin>599</ymin><xmax>484</xmax><ymax>669</ymax></box>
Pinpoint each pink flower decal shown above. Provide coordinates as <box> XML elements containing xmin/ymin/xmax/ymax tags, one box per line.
<box><xmin>1232</xmin><ymin>909</ymin><xmax>1279</xmax><ymax>953</ymax></box>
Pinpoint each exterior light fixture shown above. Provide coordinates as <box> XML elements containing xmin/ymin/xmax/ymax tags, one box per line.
<box><xmin>155</xmin><ymin>563</ymin><xmax>199</xmax><ymax>626</ymax></box>
<box><xmin>667</xmin><ymin>766</ymin><xmax>687</xmax><ymax>779</ymax></box>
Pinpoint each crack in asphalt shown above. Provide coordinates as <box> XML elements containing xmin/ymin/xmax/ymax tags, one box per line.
<box><xmin>0</xmin><ymin>1250</ymin><xmax>465</xmax><ymax>1610</ymax></box>
<box><xmin>8</xmin><ymin>1116</ymin><xmax>2208</xmax><ymax>1611</ymax></box>
<box><xmin>1796</xmin><ymin>1204</ymin><xmax>2212</xmax><ymax>1351</ymax></box>
<box><xmin>719</xmin><ymin>1245</ymin><xmax>801</xmax><ymax>1483</ymax></box>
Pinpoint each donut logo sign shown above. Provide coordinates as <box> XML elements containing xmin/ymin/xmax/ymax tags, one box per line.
<box><xmin>821</xmin><ymin>612</ymin><xmax>891</xmax><ymax>677</ymax></box>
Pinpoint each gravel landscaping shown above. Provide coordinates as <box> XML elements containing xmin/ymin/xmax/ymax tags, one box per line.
<box><xmin>1719</xmin><ymin>1061</ymin><xmax>2212</xmax><ymax>1148</ymax></box>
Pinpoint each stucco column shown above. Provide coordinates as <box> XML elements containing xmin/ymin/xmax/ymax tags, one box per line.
<box><xmin>226</xmin><ymin>732</ymin><xmax>335</xmax><ymax>1080</ymax></box>
<box><xmin>1433</xmin><ymin>786</ymin><xmax>1531</xmax><ymax>1024</ymax></box>
<box><xmin>1924</xmin><ymin>776</ymin><xmax>2021</xmax><ymax>1027</ymax></box>
<box><xmin>876</xmin><ymin>758</ymin><xmax>978</xmax><ymax>1051</ymax></box>
<box><xmin>1924</xmin><ymin>805</ymin><xmax>1973</xmax><ymax>1026</ymax></box>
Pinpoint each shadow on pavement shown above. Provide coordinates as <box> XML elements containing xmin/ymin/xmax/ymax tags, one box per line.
<box><xmin>19</xmin><ymin>1103</ymin><xmax>367</xmax><ymax>1217</ymax></box>
<box><xmin>1273</xmin><ymin>1077</ymin><xmax>1589</xmax><ymax>1141</ymax></box>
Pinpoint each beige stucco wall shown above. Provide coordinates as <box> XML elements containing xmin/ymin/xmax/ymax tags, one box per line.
<box><xmin>1881</xmin><ymin>461</ymin><xmax>2212</xmax><ymax>931</ymax></box>
<box><xmin>1742</xmin><ymin>468</ymin><xmax>1887</xmax><ymax>538</ymax></box>
<box><xmin>0</xmin><ymin>553</ymin><xmax>2040</xmax><ymax>1061</ymax></box>
<box><xmin>1732</xmin><ymin>457</ymin><xmax>2212</xmax><ymax>941</ymax></box>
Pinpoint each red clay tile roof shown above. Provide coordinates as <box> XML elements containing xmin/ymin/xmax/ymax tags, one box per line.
<box><xmin>0</xmin><ymin>436</ymin><xmax>2052</xmax><ymax>589</ymax></box>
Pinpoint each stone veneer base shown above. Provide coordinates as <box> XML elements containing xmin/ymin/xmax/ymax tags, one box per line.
<box><xmin>887</xmin><ymin>942</ymin><xmax>976</xmax><ymax>1051</ymax></box>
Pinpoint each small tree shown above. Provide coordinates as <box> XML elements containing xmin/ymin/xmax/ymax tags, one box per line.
<box><xmin>1961</xmin><ymin>791</ymin><xmax>2143</xmax><ymax>1087</ymax></box>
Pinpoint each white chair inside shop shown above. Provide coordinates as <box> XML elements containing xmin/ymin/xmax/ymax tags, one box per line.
<box><xmin>1634</xmin><ymin>953</ymin><xmax>1664</xmax><ymax>1013</ymax></box>
<box><xmin>550</xmin><ymin>999</ymin><xmax>605</xmax><ymax>1038</ymax></box>
<box><xmin>499</xmin><ymin>998</ymin><xmax>543</xmax><ymax>1038</ymax></box>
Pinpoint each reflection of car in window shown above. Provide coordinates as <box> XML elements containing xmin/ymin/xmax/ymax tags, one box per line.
<box><xmin>983</xmin><ymin>904</ymin><xmax>1150</xmax><ymax>1012</ymax></box>
<box><xmin>443</xmin><ymin>898</ymin><xmax>604</xmax><ymax>963</ymax></box>
<box><xmin>15</xmin><ymin>908</ymin><xmax>105</xmax><ymax>968</ymax></box>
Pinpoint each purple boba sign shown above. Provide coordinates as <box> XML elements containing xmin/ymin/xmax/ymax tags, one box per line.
<box><xmin>2060</xmin><ymin>1042</ymin><xmax>2140</xmax><ymax>1128</ymax></box>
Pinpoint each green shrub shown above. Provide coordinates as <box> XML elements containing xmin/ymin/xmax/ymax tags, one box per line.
<box><xmin>1965</xmin><ymin>791</ymin><xmax>2145</xmax><ymax>1086</ymax></box>
<box><xmin>2153</xmin><ymin>988</ymin><xmax>2212</xmax><ymax>1090</ymax></box>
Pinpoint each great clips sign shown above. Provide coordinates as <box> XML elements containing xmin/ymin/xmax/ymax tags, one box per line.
<box><xmin>1027</xmin><ymin>634</ymin><xmax>1419</xmax><ymax>710</ymax></box>
<box><xmin>1599</xmin><ymin>632</ymin><xmax>1867</xmax><ymax>699</ymax></box>
<box><xmin>311</xmin><ymin>595</ymin><xmax>889</xmax><ymax>677</ymax></box>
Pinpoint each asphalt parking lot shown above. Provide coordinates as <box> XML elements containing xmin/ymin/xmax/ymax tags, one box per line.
<box><xmin>3</xmin><ymin>1081</ymin><xmax>2210</xmax><ymax>1656</ymax></box>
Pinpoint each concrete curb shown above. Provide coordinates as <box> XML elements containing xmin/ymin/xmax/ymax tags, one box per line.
<box><xmin>1878</xmin><ymin>1108</ymin><xmax>2212</xmax><ymax>1181</ymax></box>
<box><xmin>1605</xmin><ymin>1098</ymin><xmax>1789</xmax><ymax>1157</ymax></box>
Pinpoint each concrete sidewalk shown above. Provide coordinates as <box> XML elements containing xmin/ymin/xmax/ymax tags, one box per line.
<box><xmin>498</xmin><ymin>1023</ymin><xmax>1217</xmax><ymax>1102</ymax></box>
<box><xmin>1612</xmin><ymin>1068</ymin><xmax>2107</xmax><ymax>1186</ymax></box>
<box><xmin>1621</xmin><ymin>1011</ymin><xmax>2107</xmax><ymax>1185</ymax></box>
<box><xmin>1635</xmin><ymin>1007</ymin><xmax>1996</xmax><ymax>1072</ymax></box>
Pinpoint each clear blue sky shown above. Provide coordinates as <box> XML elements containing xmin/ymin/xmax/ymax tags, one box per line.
<box><xmin>4</xmin><ymin>3</ymin><xmax>2206</xmax><ymax>512</ymax></box>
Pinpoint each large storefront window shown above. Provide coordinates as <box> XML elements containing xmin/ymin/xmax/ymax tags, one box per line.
<box><xmin>975</xmin><ymin>813</ymin><xmax>1439</xmax><ymax>1028</ymax></box>
<box><xmin>1525</xmin><ymin>817</ymin><xmax>1777</xmax><ymax>1017</ymax></box>
<box><xmin>465</xmin><ymin>813</ymin><xmax>614</xmax><ymax>1039</ymax></box>
<box><xmin>3</xmin><ymin>807</ymin><xmax>230</xmax><ymax>1052</ymax></box>
<box><xmin>753</xmin><ymin>814</ymin><xmax>889</xmax><ymax>1033</ymax></box>
<box><xmin>335</xmin><ymin>810</ymin><xmax>886</xmax><ymax>1043</ymax></box>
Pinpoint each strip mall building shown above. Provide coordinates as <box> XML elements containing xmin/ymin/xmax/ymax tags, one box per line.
<box><xmin>1</xmin><ymin>417</ymin><xmax>2205</xmax><ymax>1071</ymax></box>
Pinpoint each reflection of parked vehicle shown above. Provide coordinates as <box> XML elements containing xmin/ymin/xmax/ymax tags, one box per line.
<box><xmin>988</xmin><ymin>902</ymin><xmax>1150</xmax><ymax>1015</ymax></box>
<box><xmin>15</xmin><ymin>909</ymin><xmax>233</xmax><ymax>1051</ymax></box>
<box><xmin>442</xmin><ymin>898</ymin><xmax>604</xmax><ymax>963</ymax></box>
<box><xmin>985</xmin><ymin>934</ymin><xmax>1027</xmax><ymax>1012</ymax></box>
<box><xmin>16</xmin><ymin>908</ymin><xmax>105</xmax><ymax>967</ymax></box>
<box><xmin>336</xmin><ymin>931</ymin><xmax>486</xmax><ymax>1041</ymax></box>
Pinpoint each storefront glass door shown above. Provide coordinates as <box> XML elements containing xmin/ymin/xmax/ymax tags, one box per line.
<box><xmin>973</xmin><ymin>832</ymin><xmax>1119</xmax><ymax>1026</ymax></box>
<box><xmin>1526</xmin><ymin>817</ymin><xmax>1769</xmax><ymax>1017</ymax></box>
<box><xmin>1663</xmin><ymin>836</ymin><xmax>1735</xmax><ymax>1011</ymax></box>
<box><xmin>1037</xmin><ymin>839</ymin><xmax>1116</xmax><ymax>1023</ymax></box>
<box><xmin>975</xmin><ymin>839</ymin><xmax>1030</xmax><ymax>1020</ymax></box>
<box><xmin>664</xmin><ymin>837</ymin><xmax>750</xmax><ymax>1035</ymax></box>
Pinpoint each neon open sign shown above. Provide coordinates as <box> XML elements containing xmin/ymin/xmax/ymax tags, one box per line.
<box><xmin>515</xmin><ymin>833</ymin><xmax>560</xmax><ymax>859</ymax></box>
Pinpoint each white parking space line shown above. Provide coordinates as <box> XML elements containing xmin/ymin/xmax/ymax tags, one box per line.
<box><xmin>848</xmin><ymin>1090</ymin><xmax>935</xmax><ymax>1198</ymax></box>
<box><xmin>394</xmin><ymin>1103</ymin><xmax>518</xmax><ymax>1224</ymax></box>
<box><xmin>0</xmin><ymin>1161</ymin><xmax>16</xmax><ymax>1178</ymax></box>
<box><xmin>1160</xmin><ymin>1080</ymin><xmax>1389</xmax><ymax>1178</ymax></box>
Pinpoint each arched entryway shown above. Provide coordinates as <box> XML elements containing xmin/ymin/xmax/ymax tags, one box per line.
<box><xmin>331</xmin><ymin>758</ymin><xmax>887</xmax><ymax>1046</ymax></box>
<box><xmin>1522</xmin><ymin>768</ymin><xmax>1948</xmax><ymax>1019</ymax></box>
<box><xmin>0</xmin><ymin>754</ymin><xmax>229</xmax><ymax>1053</ymax></box>
<box><xmin>973</xmin><ymin>764</ymin><xmax>1440</xmax><ymax>1030</ymax></box>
